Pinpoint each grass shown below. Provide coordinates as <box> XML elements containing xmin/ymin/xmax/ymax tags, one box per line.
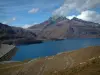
<box><xmin>47</xmin><ymin>57</ymin><xmax>100</xmax><ymax>75</ymax></box>
<box><xmin>0</xmin><ymin>65</ymin><xmax>23</xmax><ymax>75</ymax></box>
<box><xmin>1</xmin><ymin>46</ymin><xmax>100</xmax><ymax>75</ymax></box>
<box><xmin>0</xmin><ymin>61</ymin><xmax>28</xmax><ymax>75</ymax></box>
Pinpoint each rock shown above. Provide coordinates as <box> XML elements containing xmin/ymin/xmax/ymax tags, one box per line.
<box><xmin>0</xmin><ymin>23</ymin><xmax>38</xmax><ymax>45</ymax></box>
<box><xmin>29</xmin><ymin>17</ymin><xmax>100</xmax><ymax>39</ymax></box>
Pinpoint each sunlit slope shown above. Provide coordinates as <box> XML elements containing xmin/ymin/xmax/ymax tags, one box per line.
<box><xmin>0</xmin><ymin>46</ymin><xmax>100</xmax><ymax>75</ymax></box>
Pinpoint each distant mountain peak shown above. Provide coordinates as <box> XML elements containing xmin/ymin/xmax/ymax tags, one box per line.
<box><xmin>49</xmin><ymin>16</ymin><xmax>67</xmax><ymax>21</ymax></box>
<box><xmin>0</xmin><ymin>22</ymin><xmax>10</xmax><ymax>27</ymax></box>
<box><xmin>0</xmin><ymin>23</ymin><xmax>5</xmax><ymax>25</ymax></box>
<box><xmin>71</xmin><ymin>17</ymin><xmax>100</xmax><ymax>25</ymax></box>
<box><xmin>71</xmin><ymin>17</ymin><xmax>80</xmax><ymax>21</ymax></box>
<box><xmin>0</xmin><ymin>23</ymin><xmax>2</xmax><ymax>24</ymax></box>
<box><xmin>71</xmin><ymin>17</ymin><xmax>89</xmax><ymax>23</ymax></box>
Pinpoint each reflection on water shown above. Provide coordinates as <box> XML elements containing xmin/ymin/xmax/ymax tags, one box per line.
<box><xmin>0</xmin><ymin>47</ymin><xmax>18</xmax><ymax>61</ymax></box>
<box><xmin>12</xmin><ymin>38</ymin><xmax>100</xmax><ymax>61</ymax></box>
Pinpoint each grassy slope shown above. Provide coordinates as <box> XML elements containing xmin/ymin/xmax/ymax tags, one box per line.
<box><xmin>0</xmin><ymin>61</ymin><xmax>29</xmax><ymax>75</ymax></box>
<box><xmin>49</xmin><ymin>57</ymin><xmax>100</xmax><ymax>75</ymax></box>
<box><xmin>0</xmin><ymin>46</ymin><xmax>100</xmax><ymax>75</ymax></box>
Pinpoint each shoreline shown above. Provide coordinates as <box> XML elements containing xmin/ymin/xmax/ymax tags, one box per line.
<box><xmin>0</xmin><ymin>46</ymin><xmax>100</xmax><ymax>75</ymax></box>
<box><xmin>2</xmin><ymin>46</ymin><xmax>100</xmax><ymax>63</ymax></box>
<box><xmin>0</xmin><ymin>44</ymin><xmax>17</xmax><ymax>62</ymax></box>
<box><xmin>2</xmin><ymin>38</ymin><xmax>100</xmax><ymax>46</ymax></box>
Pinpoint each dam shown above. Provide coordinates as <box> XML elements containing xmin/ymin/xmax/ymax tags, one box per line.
<box><xmin>0</xmin><ymin>44</ymin><xmax>17</xmax><ymax>61</ymax></box>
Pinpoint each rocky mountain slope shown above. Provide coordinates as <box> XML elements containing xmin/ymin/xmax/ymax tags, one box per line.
<box><xmin>29</xmin><ymin>17</ymin><xmax>100</xmax><ymax>40</ymax></box>
<box><xmin>0</xmin><ymin>46</ymin><xmax>100</xmax><ymax>75</ymax></box>
<box><xmin>1</xmin><ymin>16</ymin><xmax>100</xmax><ymax>45</ymax></box>
<box><xmin>0</xmin><ymin>23</ymin><xmax>40</xmax><ymax>45</ymax></box>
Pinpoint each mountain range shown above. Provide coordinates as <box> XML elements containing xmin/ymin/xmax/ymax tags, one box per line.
<box><xmin>28</xmin><ymin>16</ymin><xmax>100</xmax><ymax>40</ymax></box>
<box><xmin>0</xmin><ymin>16</ymin><xmax>100</xmax><ymax>45</ymax></box>
<box><xmin>0</xmin><ymin>23</ymin><xmax>40</xmax><ymax>45</ymax></box>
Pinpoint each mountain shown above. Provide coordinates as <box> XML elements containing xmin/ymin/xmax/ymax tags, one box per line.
<box><xmin>29</xmin><ymin>17</ymin><xmax>100</xmax><ymax>40</ymax></box>
<box><xmin>0</xmin><ymin>23</ymin><xmax>41</xmax><ymax>45</ymax></box>
<box><xmin>29</xmin><ymin>16</ymin><xmax>67</xmax><ymax>29</ymax></box>
<box><xmin>1</xmin><ymin>16</ymin><xmax>100</xmax><ymax>44</ymax></box>
<box><xmin>28</xmin><ymin>16</ymin><xmax>67</xmax><ymax>35</ymax></box>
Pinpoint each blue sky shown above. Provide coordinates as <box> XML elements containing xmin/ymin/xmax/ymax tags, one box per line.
<box><xmin>0</xmin><ymin>0</ymin><xmax>64</xmax><ymax>27</ymax></box>
<box><xmin>0</xmin><ymin>0</ymin><xmax>100</xmax><ymax>28</ymax></box>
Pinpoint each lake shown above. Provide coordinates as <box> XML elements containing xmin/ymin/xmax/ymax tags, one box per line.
<box><xmin>12</xmin><ymin>38</ymin><xmax>100</xmax><ymax>61</ymax></box>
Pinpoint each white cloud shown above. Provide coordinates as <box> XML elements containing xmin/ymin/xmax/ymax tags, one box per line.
<box><xmin>67</xmin><ymin>15</ymin><xmax>76</xmax><ymax>20</ymax></box>
<box><xmin>22</xmin><ymin>23</ymin><xmax>37</xmax><ymax>29</ymax></box>
<box><xmin>2</xmin><ymin>17</ymin><xmax>16</xmax><ymax>24</ymax></box>
<box><xmin>77</xmin><ymin>10</ymin><xmax>100</xmax><ymax>23</ymax></box>
<box><xmin>2</xmin><ymin>21</ymin><xmax>7</xmax><ymax>24</ymax></box>
<box><xmin>28</xmin><ymin>8</ymin><xmax>39</xmax><ymax>14</ymax></box>
<box><xmin>67</xmin><ymin>10</ymin><xmax>100</xmax><ymax>24</ymax></box>
<box><xmin>53</xmin><ymin>0</ymin><xmax>100</xmax><ymax>16</ymax></box>
<box><xmin>12</xmin><ymin>17</ymin><xmax>16</xmax><ymax>21</ymax></box>
<box><xmin>22</xmin><ymin>24</ymin><xmax>32</xmax><ymax>28</ymax></box>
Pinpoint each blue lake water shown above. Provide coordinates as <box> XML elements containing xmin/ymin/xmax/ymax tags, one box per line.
<box><xmin>12</xmin><ymin>38</ymin><xmax>100</xmax><ymax>61</ymax></box>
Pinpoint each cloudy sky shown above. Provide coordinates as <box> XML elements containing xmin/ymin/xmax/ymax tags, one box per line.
<box><xmin>0</xmin><ymin>0</ymin><xmax>100</xmax><ymax>28</ymax></box>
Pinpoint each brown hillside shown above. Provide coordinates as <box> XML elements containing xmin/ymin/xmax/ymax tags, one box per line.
<box><xmin>0</xmin><ymin>46</ymin><xmax>100</xmax><ymax>75</ymax></box>
<box><xmin>49</xmin><ymin>56</ymin><xmax>100</xmax><ymax>75</ymax></box>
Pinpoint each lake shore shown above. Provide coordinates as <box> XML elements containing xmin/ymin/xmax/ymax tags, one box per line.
<box><xmin>0</xmin><ymin>44</ymin><xmax>17</xmax><ymax>61</ymax></box>
<box><xmin>0</xmin><ymin>46</ymin><xmax>100</xmax><ymax>75</ymax></box>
